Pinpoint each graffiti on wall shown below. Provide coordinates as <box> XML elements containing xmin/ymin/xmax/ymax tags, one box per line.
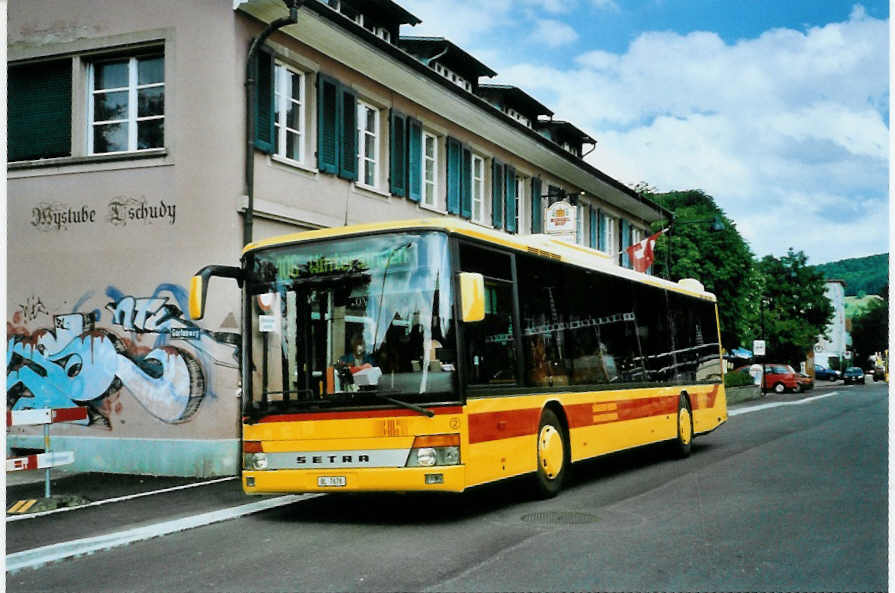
<box><xmin>7</xmin><ymin>284</ymin><xmax>237</xmax><ymax>428</ymax></box>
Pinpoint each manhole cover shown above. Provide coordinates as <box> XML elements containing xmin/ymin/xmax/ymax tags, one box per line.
<box><xmin>520</xmin><ymin>511</ymin><xmax>599</xmax><ymax>526</ymax></box>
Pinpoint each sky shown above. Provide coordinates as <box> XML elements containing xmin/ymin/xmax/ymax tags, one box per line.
<box><xmin>398</xmin><ymin>0</ymin><xmax>889</xmax><ymax>265</ymax></box>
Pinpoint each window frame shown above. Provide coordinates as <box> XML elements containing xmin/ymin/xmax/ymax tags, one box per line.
<box><xmin>422</xmin><ymin>130</ymin><xmax>439</xmax><ymax>209</ymax></box>
<box><xmin>470</xmin><ymin>153</ymin><xmax>486</xmax><ymax>224</ymax></box>
<box><xmin>515</xmin><ymin>175</ymin><xmax>526</xmax><ymax>235</ymax></box>
<box><xmin>86</xmin><ymin>54</ymin><xmax>165</xmax><ymax>156</ymax></box>
<box><xmin>273</xmin><ymin>62</ymin><xmax>306</xmax><ymax>165</ymax></box>
<box><xmin>356</xmin><ymin>99</ymin><xmax>380</xmax><ymax>189</ymax></box>
<box><xmin>602</xmin><ymin>214</ymin><xmax>617</xmax><ymax>257</ymax></box>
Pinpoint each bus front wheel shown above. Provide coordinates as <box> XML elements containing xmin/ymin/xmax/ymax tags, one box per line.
<box><xmin>534</xmin><ymin>409</ymin><xmax>568</xmax><ymax>498</ymax></box>
<box><xmin>672</xmin><ymin>394</ymin><xmax>693</xmax><ymax>458</ymax></box>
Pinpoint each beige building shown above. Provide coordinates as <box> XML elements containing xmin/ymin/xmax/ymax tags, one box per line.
<box><xmin>7</xmin><ymin>0</ymin><xmax>669</xmax><ymax>476</ymax></box>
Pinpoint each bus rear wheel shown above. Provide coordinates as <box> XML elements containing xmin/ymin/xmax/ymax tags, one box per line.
<box><xmin>672</xmin><ymin>394</ymin><xmax>693</xmax><ymax>458</ymax></box>
<box><xmin>534</xmin><ymin>409</ymin><xmax>568</xmax><ymax>498</ymax></box>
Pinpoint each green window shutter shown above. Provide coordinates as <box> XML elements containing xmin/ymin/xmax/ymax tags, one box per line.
<box><xmin>597</xmin><ymin>210</ymin><xmax>607</xmax><ymax>251</ymax></box>
<box><xmin>531</xmin><ymin>177</ymin><xmax>542</xmax><ymax>233</ymax></box>
<box><xmin>460</xmin><ymin>146</ymin><xmax>472</xmax><ymax>219</ymax></box>
<box><xmin>9</xmin><ymin>59</ymin><xmax>72</xmax><ymax>161</ymax></box>
<box><xmin>339</xmin><ymin>85</ymin><xmax>358</xmax><ymax>181</ymax></box>
<box><xmin>316</xmin><ymin>73</ymin><xmax>339</xmax><ymax>174</ymax></box>
<box><xmin>621</xmin><ymin>219</ymin><xmax>632</xmax><ymax>267</ymax></box>
<box><xmin>445</xmin><ymin>137</ymin><xmax>461</xmax><ymax>214</ymax></box>
<box><xmin>491</xmin><ymin>159</ymin><xmax>504</xmax><ymax>228</ymax></box>
<box><xmin>589</xmin><ymin>208</ymin><xmax>597</xmax><ymax>248</ymax></box>
<box><xmin>407</xmin><ymin>118</ymin><xmax>422</xmax><ymax>202</ymax></box>
<box><xmin>504</xmin><ymin>165</ymin><xmax>517</xmax><ymax>233</ymax></box>
<box><xmin>389</xmin><ymin>110</ymin><xmax>407</xmax><ymax>197</ymax></box>
<box><xmin>253</xmin><ymin>47</ymin><xmax>275</xmax><ymax>155</ymax></box>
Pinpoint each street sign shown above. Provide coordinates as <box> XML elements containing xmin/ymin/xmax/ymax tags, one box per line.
<box><xmin>753</xmin><ymin>340</ymin><xmax>766</xmax><ymax>356</ymax></box>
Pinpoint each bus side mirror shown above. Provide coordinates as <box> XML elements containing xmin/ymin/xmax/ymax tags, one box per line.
<box><xmin>459</xmin><ymin>272</ymin><xmax>485</xmax><ymax>323</ymax></box>
<box><xmin>189</xmin><ymin>265</ymin><xmax>243</xmax><ymax>320</ymax></box>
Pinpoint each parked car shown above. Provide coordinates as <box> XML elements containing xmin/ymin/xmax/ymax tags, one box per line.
<box><xmin>843</xmin><ymin>367</ymin><xmax>866</xmax><ymax>384</ymax></box>
<box><xmin>735</xmin><ymin>364</ymin><xmax>801</xmax><ymax>393</ymax></box>
<box><xmin>814</xmin><ymin>364</ymin><xmax>840</xmax><ymax>381</ymax></box>
<box><xmin>797</xmin><ymin>372</ymin><xmax>814</xmax><ymax>391</ymax></box>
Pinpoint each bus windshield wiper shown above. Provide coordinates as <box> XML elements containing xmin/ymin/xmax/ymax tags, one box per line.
<box><xmin>363</xmin><ymin>389</ymin><xmax>435</xmax><ymax>417</ymax></box>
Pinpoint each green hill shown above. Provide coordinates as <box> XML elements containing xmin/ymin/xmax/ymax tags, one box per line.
<box><xmin>845</xmin><ymin>294</ymin><xmax>884</xmax><ymax>320</ymax></box>
<box><xmin>814</xmin><ymin>253</ymin><xmax>888</xmax><ymax>297</ymax></box>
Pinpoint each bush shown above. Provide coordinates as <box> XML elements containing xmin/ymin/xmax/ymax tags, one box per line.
<box><xmin>725</xmin><ymin>370</ymin><xmax>757</xmax><ymax>388</ymax></box>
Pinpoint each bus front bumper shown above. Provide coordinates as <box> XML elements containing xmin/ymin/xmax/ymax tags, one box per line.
<box><xmin>242</xmin><ymin>465</ymin><xmax>466</xmax><ymax>494</ymax></box>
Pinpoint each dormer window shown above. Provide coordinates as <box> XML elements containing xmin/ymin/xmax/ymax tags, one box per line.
<box><xmin>337</xmin><ymin>2</ymin><xmax>363</xmax><ymax>26</ymax></box>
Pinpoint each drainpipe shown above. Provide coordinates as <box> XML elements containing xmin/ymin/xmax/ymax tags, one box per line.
<box><xmin>244</xmin><ymin>0</ymin><xmax>302</xmax><ymax>246</ymax></box>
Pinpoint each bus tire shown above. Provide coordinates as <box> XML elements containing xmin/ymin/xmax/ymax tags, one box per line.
<box><xmin>534</xmin><ymin>409</ymin><xmax>568</xmax><ymax>498</ymax></box>
<box><xmin>672</xmin><ymin>394</ymin><xmax>693</xmax><ymax>458</ymax></box>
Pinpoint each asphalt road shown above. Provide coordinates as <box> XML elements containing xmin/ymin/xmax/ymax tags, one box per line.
<box><xmin>7</xmin><ymin>383</ymin><xmax>888</xmax><ymax>592</ymax></box>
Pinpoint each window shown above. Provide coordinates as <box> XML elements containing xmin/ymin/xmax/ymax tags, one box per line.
<box><xmin>88</xmin><ymin>54</ymin><xmax>164</xmax><ymax>154</ymax></box>
<box><xmin>515</xmin><ymin>176</ymin><xmax>526</xmax><ymax>234</ymax></box>
<box><xmin>459</xmin><ymin>243</ymin><xmax>517</xmax><ymax>386</ymax></box>
<box><xmin>602</xmin><ymin>213</ymin><xmax>616</xmax><ymax>256</ymax></box>
<box><xmin>9</xmin><ymin>59</ymin><xmax>72</xmax><ymax>162</ymax></box>
<box><xmin>471</xmin><ymin>155</ymin><xmax>485</xmax><ymax>223</ymax></box>
<box><xmin>357</xmin><ymin>101</ymin><xmax>379</xmax><ymax>187</ymax></box>
<box><xmin>422</xmin><ymin>132</ymin><xmax>438</xmax><ymax>208</ymax></box>
<box><xmin>274</xmin><ymin>64</ymin><xmax>305</xmax><ymax>163</ymax></box>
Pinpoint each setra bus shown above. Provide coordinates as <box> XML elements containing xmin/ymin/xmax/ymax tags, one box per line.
<box><xmin>190</xmin><ymin>218</ymin><xmax>726</xmax><ymax>498</ymax></box>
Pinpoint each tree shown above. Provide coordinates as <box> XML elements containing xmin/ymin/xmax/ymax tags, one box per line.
<box><xmin>850</xmin><ymin>290</ymin><xmax>888</xmax><ymax>365</ymax></box>
<box><xmin>756</xmin><ymin>249</ymin><xmax>834</xmax><ymax>367</ymax></box>
<box><xmin>647</xmin><ymin>189</ymin><xmax>759</xmax><ymax>350</ymax></box>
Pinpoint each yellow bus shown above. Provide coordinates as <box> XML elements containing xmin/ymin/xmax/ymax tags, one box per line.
<box><xmin>190</xmin><ymin>218</ymin><xmax>727</xmax><ymax>498</ymax></box>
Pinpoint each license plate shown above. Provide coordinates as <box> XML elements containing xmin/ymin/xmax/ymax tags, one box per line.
<box><xmin>317</xmin><ymin>476</ymin><xmax>346</xmax><ymax>487</ymax></box>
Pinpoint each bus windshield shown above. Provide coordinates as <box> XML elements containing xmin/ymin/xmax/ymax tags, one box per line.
<box><xmin>244</xmin><ymin>231</ymin><xmax>456</xmax><ymax>414</ymax></box>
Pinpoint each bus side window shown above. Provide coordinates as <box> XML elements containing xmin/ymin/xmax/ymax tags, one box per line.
<box><xmin>516</xmin><ymin>254</ymin><xmax>571</xmax><ymax>387</ymax></box>
<box><xmin>459</xmin><ymin>243</ymin><xmax>518</xmax><ymax>386</ymax></box>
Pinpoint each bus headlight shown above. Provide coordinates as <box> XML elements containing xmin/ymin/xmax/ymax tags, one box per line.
<box><xmin>405</xmin><ymin>434</ymin><xmax>461</xmax><ymax>467</ymax></box>
<box><xmin>244</xmin><ymin>453</ymin><xmax>269</xmax><ymax>470</ymax></box>
<box><xmin>416</xmin><ymin>448</ymin><xmax>437</xmax><ymax>466</ymax></box>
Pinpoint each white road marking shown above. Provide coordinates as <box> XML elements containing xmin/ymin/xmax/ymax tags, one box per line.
<box><xmin>7</xmin><ymin>476</ymin><xmax>240</xmax><ymax>522</ymax></box>
<box><xmin>729</xmin><ymin>391</ymin><xmax>840</xmax><ymax>416</ymax></box>
<box><xmin>6</xmin><ymin>494</ymin><xmax>319</xmax><ymax>573</ymax></box>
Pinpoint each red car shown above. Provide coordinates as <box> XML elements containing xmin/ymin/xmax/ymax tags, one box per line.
<box><xmin>763</xmin><ymin>364</ymin><xmax>801</xmax><ymax>393</ymax></box>
<box><xmin>733</xmin><ymin>364</ymin><xmax>801</xmax><ymax>393</ymax></box>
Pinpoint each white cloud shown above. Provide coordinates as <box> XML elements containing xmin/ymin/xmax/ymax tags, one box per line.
<box><xmin>495</xmin><ymin>8</ymin><xmax>889</xmax><ymax>261</ymax></box>
<box><xmin>530</xmin><ymin>19</ymin><xmax>580</xmax><ymax>47</ymax></box>
<box><xmin>590</xmin><ymin>0</ymin><xmax>621</xmax><ymax>12</ymax></box>
<box><xmin>398</xmin><ymin>2</ymin><xmax>888</xmax><ymax>262</ymax></box>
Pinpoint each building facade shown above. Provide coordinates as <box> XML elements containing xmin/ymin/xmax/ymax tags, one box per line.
<box><xmin>7</xmin><ymin>0</ymin><xmax>669</xmax><ymax>476</ymax></box>
<box><xmin>813</xmin><ymin>280</ymin><xmax>849</xmax><ymax>368</ymax></box>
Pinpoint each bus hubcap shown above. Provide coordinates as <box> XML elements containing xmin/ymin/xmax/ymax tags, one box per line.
<box><xmin>538</xmin><ymin>425</ymin><xmax>564</xmax><ymax>479</ymax></box>
<box><xmin>679</xmin><ymin>408</ymin><xmax>692</xmax><ymax>445</ymax></box>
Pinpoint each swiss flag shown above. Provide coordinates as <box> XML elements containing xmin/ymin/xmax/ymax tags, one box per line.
<box><xmin>626</xmin><ymin>229</ymin><xmax>667</xmax><ymax>273</ymax></box>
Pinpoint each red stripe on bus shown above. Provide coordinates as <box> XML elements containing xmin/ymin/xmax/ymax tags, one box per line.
<box><xmin>473</xmin><ymin>389</ymin><xmax>721</xmax><ymax>442</ymax></box>
<box><xmin>468</xmin><ymin>408</ymin><xmax>541</xmax><ymax>444</ymax></box>
<box><xmin>254</xmin><ymin>406</ymin><xmax>463</xmax><ymax>423</ymax></box>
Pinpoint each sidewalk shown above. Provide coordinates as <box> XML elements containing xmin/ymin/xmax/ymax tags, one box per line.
<box><xmin>6</xmin><ymin>472</ymin><xmax>247</xmax><ymax>556</ymax></box>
